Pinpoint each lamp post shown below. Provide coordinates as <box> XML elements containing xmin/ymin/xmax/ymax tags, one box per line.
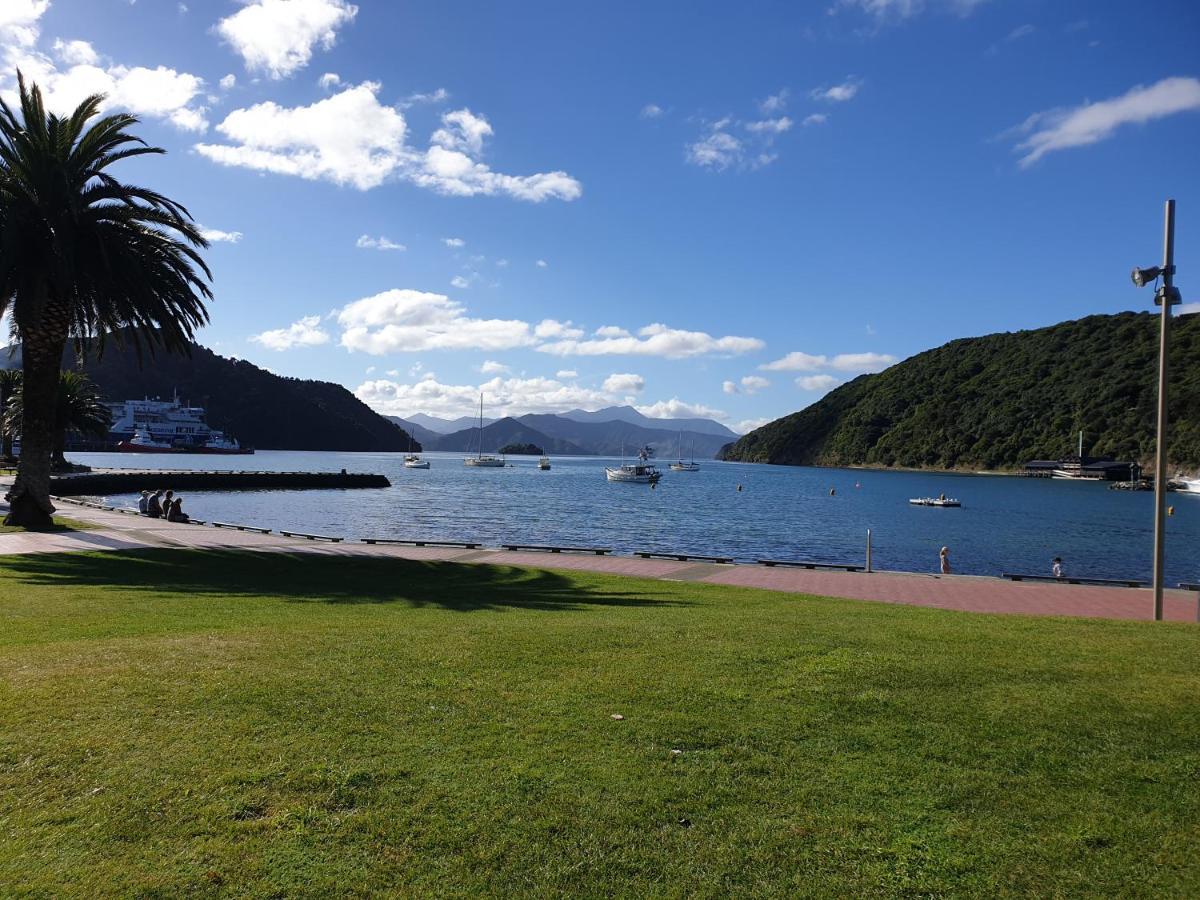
<box><xmin>1131</xmin><ymin>199</ymin><xmax>1180</xmax><ymax>620</ymax></box>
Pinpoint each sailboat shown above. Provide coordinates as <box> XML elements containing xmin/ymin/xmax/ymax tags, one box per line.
<box><xmin>669</xmin><ymin>430</ymin><xmax>700</xmax><ymax>472</ymax></box>
<box><xmin>403</xmin><ymin>425</ymin><xmax>429</xmax><ymax>468</ymax></box>
<box><xmin>463</xmin><ymin>394</ymin><xmax>505</xmax><ymax>467</ymax></box>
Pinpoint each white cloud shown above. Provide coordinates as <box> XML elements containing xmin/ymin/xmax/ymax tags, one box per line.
<box><xmin>199</xmin><ymin>226</ymin><xmax>243</xmax><ymax>243</ymax></box>
<box><xmin>634</xmin><ymin>398</ymin><xmax>726</xmax><ymax>420</ymax></box>
<box><xmin>216</xmin><ymin>0</ymin><xmax>358</xmax><ymax>79</ymax></box>
<box><xmin>318</xmin><ymin>71</ymin><xmax>341</xmax><ymax>90</ymax></box>
<box><xmin>450</xmin><ymin>275</ymin><xmax>471</xmax><ymax>289</ymax></box>
<box><xmin>1011</xmin><ymin>77</ymin><xmax>1200</xmax><ymax>168</ymax></box>
<box><xmin>802</xmin><ymin>113</ymin><xmax>828</xmax><ymax>126</ymax></box>
<box><xmin>1</xmin><ymin>11</ymin><xmax>209</xmax><ymax>133</ymax></box>
<box><xmin>1177</xmin><ymin>302</ymin><xmax>1200</xmax><ymax>316</ymax></box>
<box><xmin>401</xmin><ymin>87</ymin><xmax>449</xmax><ymax>107</ymax></box>
<box><xmin>443</xmin><ymin>237</ymin><xmax>466</xmax><ymax>248</ymax></box>
<box><xmin>745</xmin><ymin>116</ymin><xmax>793</xmax><ymax>134</ymax></box>
<box><xmin>723</xmin><ymin>375</ymin><xmax>771</xmax><ymax>395</ymax></box>
<box><xmin>539</xmin><ymin>323</ymin><xmax>763</xmax><ymax>359</ymax></box>
<box><xmin>760</xmin><ymin>351</ymin><xmax>828</xmax><ymax>372</ymax></box>
<box><xmin>0</xmin><ymin>1</ymin><xmax>49</xmax><ymax>50</ymax></box>
<box><xmin>759</xmin><ymin>89</ymin><xmax>789</xmax><ymax>114</ymax></box>
<box><xmin>219</xmin><ymin>73</ymin><xmax>236</xmax><ymax>90</ymax></box>
<box><xmin>479</xmin><ymin>360</ymin><xmax>509</xmax><ymax>374</ymax></box>
<box><xmin>796</xmin><ymin>374</ymin><xmax>841</xmax><ymax>392</ymax></box>
<box><xmin>602</xmin><ymin>372</ymin><xmax>645</xmax><ymax>394</ymax></box>
<box><xmin>762</xmin><ymin>350</ymin><xmax>896</xmax><ymax>374</ymax></box>
<box><xmin>535</xmin><ymin>259</ymin><xmax>548</xmax><ymax>268</ymax></box>
<box><xmin>194</xmin><ymin>84</ymin><xmax>583</xmax><ymax>199</ymax></box>
<box><xmin>52</xmin><ymin>38</ymin><xmax>97</xmax><ymax>66</ymax></box>
<box><xmin>830</xmin><ymin>352</ymin><xmax>897</xmax><ymax>372</ymax></box>
<box><xmin>811</xmin><ymin>77</ymin><xmax>863</xmax><ymax>103</ymax></box>
<box><xmin>640</xmin><ymin>103</ymin><xmax>663</xmax><ymax>119</ymax></box>
<box><xmin>250</xmin><ymin>314</ymin><xmax>330</xmax><ymax>350</ymax></box>
<box><xmin>356</xmin><ymin>374</ymin><xmax>616</xmax><ymax>419</ymax></box>
<box><xmin>337</xmin><ymin>288</ymin><xmax>535</xmax><ymax>354</ymax></box>
<box><xmin>356</xmin><ymin>234</ymin><xmax>406</xmax><ymax>251</ymax></box>
<box><xmin>534</xmin><ymin>319</ymin><xmax>584</xmax><ymax>340</ymax></box>
<box><xmin>734</xmin><ymin>417</ymin><xmax>771</xmax><ymax>434</ymax></box>
<box><xmin>833</xmin><ymin>0</ymin><xmax>988</xmax><ymax>23</ymax></box>
<box><xmin>495</xmin><ymin>258</ymin><xmax>509</xmax><ymax>267</ymax></box>
<box><xmin>687</xmin><ymin>130</ymin><xmax>742</xmax><ymax>169</ymax></box>
<box><xmin>1007</xmin><ymin>23</ymin><xmax>1035</xmax><ymax>41</ymax></box>
<box><xmin>555</xmin><ymin>369</ymin><xmax>578</xmax><ymax>379</ymax></box>
<box><xmin>593</xmin><ymin>325</ymin><xmax>631</xmax><ymax>339</ymax></box>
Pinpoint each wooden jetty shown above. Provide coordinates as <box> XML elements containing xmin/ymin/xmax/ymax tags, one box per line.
<box><xmin>49</xmin><ymin>470</ymin><xmax>390</xmax><ymax>495</ymax></box>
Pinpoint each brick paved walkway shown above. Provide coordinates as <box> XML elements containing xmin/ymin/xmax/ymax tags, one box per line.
<box><xmin>2</xmin><ymin>495</ymin><xmax>1195</xmax><ymax>624</ymax></box>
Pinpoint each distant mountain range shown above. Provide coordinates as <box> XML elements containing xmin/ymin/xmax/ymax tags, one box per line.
<box><xmin>389</xmin><ymin>407</ymin><xmax>736</xmax><ymax>458</ymax></box>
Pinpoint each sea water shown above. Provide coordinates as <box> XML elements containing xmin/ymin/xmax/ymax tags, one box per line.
<box><xmin>73</xmin><ymin>450</ymin><xmax>1200</xmax><ymax>584</ymax></box>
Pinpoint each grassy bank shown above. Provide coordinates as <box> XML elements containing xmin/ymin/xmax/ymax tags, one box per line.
<box><xmin>1</xmin><ymin>550</ymin><xmax>1197</xmax><ymax>896</ymax></box>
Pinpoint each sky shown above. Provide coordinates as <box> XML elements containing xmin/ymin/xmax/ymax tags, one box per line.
<box><xmin>1</xmin><ymin>0</ymin><xmax>1198</xmax><ymax>432</ymax></box>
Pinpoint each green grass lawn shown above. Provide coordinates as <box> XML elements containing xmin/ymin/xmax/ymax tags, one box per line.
<box><xmin>1</xmin><ymin>550</ymin><xmax>1197</xmax><ymax>897</ymax></box>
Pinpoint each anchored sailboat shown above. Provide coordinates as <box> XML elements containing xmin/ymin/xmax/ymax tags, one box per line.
<box><xmin>669</xmin><ymin>430</ymin><xmax>700</xmax><ymax>472</ymax></box>
<box><xmin>463</xmin><ymin>394</ymin><xmax>505</xmax><ymax>467</ymax></box>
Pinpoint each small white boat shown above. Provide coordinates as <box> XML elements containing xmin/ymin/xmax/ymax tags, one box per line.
<box><xmin>538</xmin><ymin>456</ymin><xmax>551</xmax><ymax>470</ymax></box>
<box><xmin>116</xmin><ymin>427</ymin><xmax>174</xmax><ymax>452</ymax></box>
<box><xmin>464</xmin><ymin>394</ymin><xmax>506</xmax><ymax>468</ymax></box>
<box><xmin>909</xmin><ymin>497</ymin><xmax>961</xmax><ymax>508</ymax></box>
<box><xmin>606</xmin><ymin>447</ymin><xmax>661</xmax><ymax>483</ymax></box>
<box><xmin>1171</xmin><ymin>476</ymin><xmax>1200</xmax><ymax>494</ymax></box>
<box><xmin>403</xmin><ymin>454</ymin><xmax>430</xmax><ymax>469</ymax></box>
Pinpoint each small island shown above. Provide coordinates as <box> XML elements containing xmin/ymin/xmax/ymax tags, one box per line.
<box><xmin>499</xmin><ymin>442</ymin><xmax>544</xmax><ymax>455</ymax></box>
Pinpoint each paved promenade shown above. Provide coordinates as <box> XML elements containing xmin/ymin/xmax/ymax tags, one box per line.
<box><xmin>2</xmin><ymin>496</ymin><xmax>1196</xmax><ymax>623</ymax></box>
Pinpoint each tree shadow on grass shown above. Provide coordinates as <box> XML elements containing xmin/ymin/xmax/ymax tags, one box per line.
<box><xmin>0</xmin><ymin>548</ymin><xmax>692</xmax><ymax>613</ymax></box>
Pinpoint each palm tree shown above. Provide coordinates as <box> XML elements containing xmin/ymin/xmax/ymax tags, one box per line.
<box><xmin>0</xmin><ymin>73</ymin><xmax>211</xmax><ymax>526</ymax></box>
<box><xmin>4</xmin><ymin>370</ymin><xmax>112</xmax><ymax>469</ymax></box>
<box><xmin>0</xmin><ymin>368</ymin><xmax>19</xmax><ymax>460</ymax></box>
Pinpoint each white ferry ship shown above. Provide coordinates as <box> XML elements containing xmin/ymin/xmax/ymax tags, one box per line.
<box><xmin>107</xmin><ymin>395</ymin><xmax>252</xmax><ymax>454</ymax></box>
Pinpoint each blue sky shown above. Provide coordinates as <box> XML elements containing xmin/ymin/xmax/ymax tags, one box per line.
<box><xmin>2</xmin><ymin>0</ymin><xmax>1198</xmax><ymax>430</ymax></box>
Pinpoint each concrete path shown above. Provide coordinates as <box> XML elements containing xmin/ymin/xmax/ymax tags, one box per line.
<box><xmin>2</xmin><ymin>495</ymin><xmax>1196</xmax><ymax>624</ymax></box>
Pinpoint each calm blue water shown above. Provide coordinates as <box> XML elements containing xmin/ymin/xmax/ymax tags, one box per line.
<box><xmin>72</xmin><ymin>450</ymin><xmax>1200</xmax><ymax>584</ymax></box>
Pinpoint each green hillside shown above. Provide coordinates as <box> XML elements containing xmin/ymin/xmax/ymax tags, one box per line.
<box><xmin>0</xmin><ymin>338</ymin><xmax>418</xmax><ymax>452</ymax></box>
<box><xmin>721</xmin><ymin>312</ymin><xmax>1200</xmax><ymax>471</ymax></box>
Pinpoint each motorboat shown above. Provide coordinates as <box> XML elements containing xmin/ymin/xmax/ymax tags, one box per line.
<box><xmin>464</xmin><ymin>394</ymin><xmax>506</xmax><ymax>467</ymax></box>
<box><xmin>909</xmin><ymin>497</ymin><xmax>961</xmax><ymax>508</ymax></box>
<box><xmin>116</xmin><ymin>427</ymin><xmax>175</xmax><ymax>452</ymax></box>
<box><xmin>198</xmin><ymin>432</ymin><xmax>253</xmax><ymax>455</ymax></box>
<box><xmin>404</xmin><ymin>454</ymin><xmax>430</xmax><ymax>469</ymax></box>
<box><xmin>1171</xmin><ymin>476</ymin><xmax>1200</xmax><ymax>494</ymax></box>
<box><xmin>538</xmin><ymin>456</ymin><xmax>551</xmax><ymax>470</ymax></box>
<box><xmin>606</xmin><ymin>447</ymin><xmax>661</xmax><ymax>484</ymax></box>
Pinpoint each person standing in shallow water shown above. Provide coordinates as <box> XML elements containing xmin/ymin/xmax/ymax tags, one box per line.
<box><xmin>939</xmin><ymin>546</ymin><xmax>951</xmax><ymax>575</ymax></box>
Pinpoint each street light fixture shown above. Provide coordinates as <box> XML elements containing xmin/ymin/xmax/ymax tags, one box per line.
<box><xmin>1131</xmin><ymin>200</ymin><xmax>1180</xmax><ymax>621</ymax></box>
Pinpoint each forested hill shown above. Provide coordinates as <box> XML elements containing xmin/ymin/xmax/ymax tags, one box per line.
<box><xmin>2</xmin><ymin>339</ymin><xmax>418</xmax><ymax>452</ymax></box>
<box><xmin>720</xmin><ymin>312</ymin><xmax>1200</xmax><ymax>471</ymax></box>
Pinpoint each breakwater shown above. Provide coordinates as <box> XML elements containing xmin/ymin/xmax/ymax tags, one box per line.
<box><xmin>50</xmin><ymin>470</ymin><xmax>390</xmax><ymax>495</ymax></box>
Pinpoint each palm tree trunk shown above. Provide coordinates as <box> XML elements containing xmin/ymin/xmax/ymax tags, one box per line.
<box><xmin>4</xmin><ymin>306</ymin><xmax>69</xmax><ymax>528</ymax></box>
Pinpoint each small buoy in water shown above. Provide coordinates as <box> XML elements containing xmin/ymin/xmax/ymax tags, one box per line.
<box><xmin>651</xmin><ymin>482</ymin><xmax>657</xmax><ymax>490</ymax></box>
<box><xmin>855</xmin><ymin>482</ymin><xmax>861</xmax><ymax>489</ymax></box>
<box><xmin>736</xmin><ymin>484</ymin><xmax>743</xmax><ymax>492</ymax></box>
<box><xmin>829</xmin><ymin>488</ymin><xmax>836</xmax><ymax>496</ymax></box>
<box><xmin>1168</xmin><ymin>506</ymin><xmax>1174</xmax><ymax>516</ymax></box>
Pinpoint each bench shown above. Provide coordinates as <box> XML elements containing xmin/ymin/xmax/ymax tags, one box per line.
<box><xmin>360</xmin><ymin>538</ymin><xmax>482</xmax><ymax>549</ymax></box>
<box><xmin>758</xmin><ymin>559</ymin><xmax>864</xmax><ymax>571</ymax></box>
<box><xmin>280</xmin><ymin>530</ymin><xmax>343</xmax><ymax>543</ymax></box>
<box><xmin>501</xmin><ymin>544</ymin><xmax>612</xmax><ymax>555</ymax></box>
<box><xmin>635</xmin><ymin>551</ymin><xmax>734</xmax><ymax>564</ymax></box>
<box><xmin>1180</xmin><ymin>583</ymin><xmax>1200</xmax><ymax>591</ymax></box>
<box><xmin>1002</xmin><ymin>573</ymin><xmax>1145</xmax><ymax>588</ymax></box>
<box><xmin>211</xmin><ymin>521</ymin><xmax>273</xmax><ymax>534</ymax></box>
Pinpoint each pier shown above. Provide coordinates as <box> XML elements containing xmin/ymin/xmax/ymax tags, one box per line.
<box><xmin>48</xmin><ymin>469</ymin><xmax>391</xmax><ymax>495</ymax></box>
